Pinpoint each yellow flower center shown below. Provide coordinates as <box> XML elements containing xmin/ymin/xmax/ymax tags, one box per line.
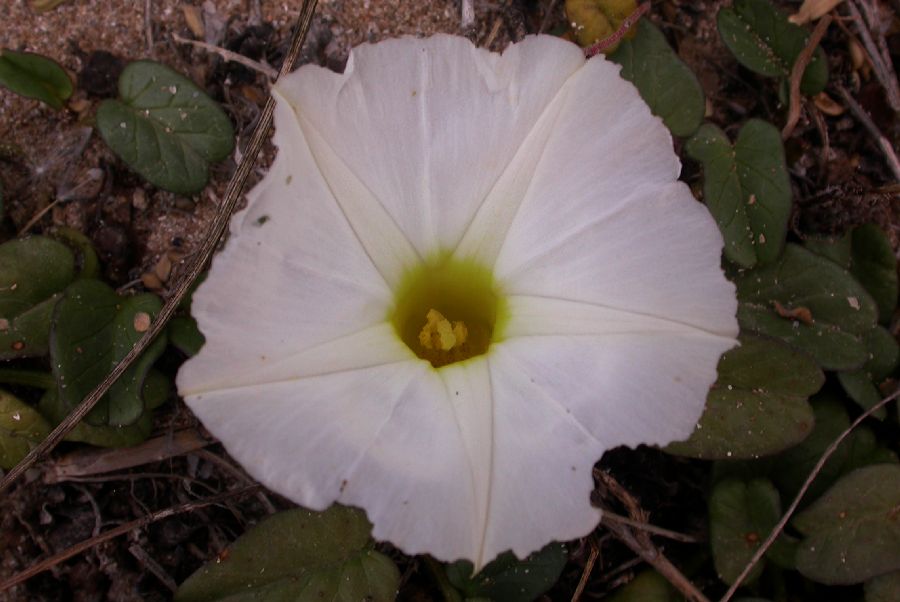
<box><xmin>391</xmin><ymin>256</ymin><xmax>506</xmax><ymax>368</ymax></box>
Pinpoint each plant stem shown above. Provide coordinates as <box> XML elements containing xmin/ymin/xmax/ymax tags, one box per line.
<box><xmin>0</xmin><ymin>368</ymin><xmax>55</xmax><ymax>390</ymax></box>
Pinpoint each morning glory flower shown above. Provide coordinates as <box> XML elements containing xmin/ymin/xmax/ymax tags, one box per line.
<box><xmin>177</xmin><ymin>34</ymin><xmax>738</xmax><ymax>568</ymax></box>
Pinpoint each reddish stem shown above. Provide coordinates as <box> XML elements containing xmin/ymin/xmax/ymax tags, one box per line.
<box><xmin>584</xmin><ymin>2</ymin><xmax>651</xmax><ymax>58</ymax></box>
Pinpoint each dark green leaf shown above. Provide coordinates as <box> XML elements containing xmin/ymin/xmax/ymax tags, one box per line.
<box><xmin>446</xmin><ymin>542</ymin><xmax>567</xmax><ymax>602</ymax></box>
<box><xmin>0</xmin><ymin>49</ymin><xmax>72</xmax><ymax>109</ymax></box>
<box><xmin>0</xmin><ymin>389</ymin><xmax>51</xmax><ymax>469</ymax></box>
<box><xmin>867</xmin><ymin>571</ymin><xmax>900</xmax><ymax>602</ymax></box>
<box><xmin>837</xmin><ymin>326</ymin><xmax>898</xmax><ymax>418</ymax></box>
<box><xmin>168</xmin><ymin>315</ymin><xmax>205</xmax><ymax>357</ymax></box>
<box><xmin>804</xmin><ymin>234</ymin><xmax>852</xmax><ymax>268</ymax></box>
<box><xmin>794</xmin><ymin>464</ymin><xmax>900</xmax><ymax>584</ymax></box>
<box><xmin>850</xmin><ymin>224</ymin><xmax>898</xmax><ymax>324</ymax></box>
<box><xmin>735</xmin><ymin>244</ymin><xmax>878</xmax><ymax>370</ymax></box>
<box><xmin>771</xmin><ymin>392</ymin><xmax>897</xmax><ymax>505</ymax></box>
<box><xmin>608</xmin><ymin>20</ymin><xmax>705</xmax><ymax>137</ymax></box>
<box><xmin>666</xmin><ymin>335</ymin><xmax>821</xmax><ymax>460</ymax></box>
<box><xmin>717</xmin><ymin>0</ymin><xmax>829</xmax><ymax>95</ymax></box>
<box><xmin>685</xmin><ymin>120</ymin><xmax>790</xmax><ymax>268</ymax></box>
<box><xmin>40</xmin><ymin>369</ymin><xmax>169</xmax><ymax>447</ymax></box>
<box><xmin>96</xmin><ymin>61</ymin><xmax>234</xmax><ymax>195</ymax></box>
<box><xmin>51</xmin><ymin>227</ymin><xmax>100</xmax><ymax>280</ymax></box>
<box><xmin>606</xmin><ymin>570</ymin><xmax>679</xmax><ymax>601</ymax></box>
<box><xmin>176</xmin><ymin>506</ymin><xmax>399</xmax><ymax>602</ymax></box>
<box><xmin>709</xmin><ymin>478</ymin><xmax>781</xmax><ymax>584</ymax></box>
<box><xmin>0</xmin><ymin>236</ymin><xmax>75</xmax><ymax>359</ymax></box>
<box><xmin>50</xmin><ymin>280</ymin><xmax>166</xmax><ymax>427</ymax></box>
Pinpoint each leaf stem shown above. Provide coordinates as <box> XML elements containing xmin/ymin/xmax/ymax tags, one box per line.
<box><xmin>0</xmin><ymin>368</ymin><xmax>55</xmax><ymax>390</ymax></box>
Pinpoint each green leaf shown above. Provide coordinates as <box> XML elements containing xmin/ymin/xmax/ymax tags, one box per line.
<box><xmin>837</xmin><ymin>326</ymin><xmax>899</xmax><ymax>418</ymax></box>
<box><xmin>0</xmin><ymin>236</ymin><xmax>75</xmax><ymax>359</ymax></box>
<box><xmin>735</xmin><ymin>244</ymin><xmax>879</xmax><ymax>370</ymax></box>
<box><xmin>608</xmin><ymin>20</ymin><xmax>705</xmax><ymax>137</ymax></box>
<box><xmin>0</xmin><ymin>389</ymin><xmax>51</xmax><ymax>470</ymax></box>
<box><xmin>794</xmin><ymin>464</ymin><xmax>900</xmax><ymax>584</ymax></box>
<box><xmin>770</xmin><ymin>393</ymin><xmax>897</xmax><ymax>504</ymax></box>
<box><xmin>49</xmin><ymin>280</ymin><xmax>166</xmax><ymax>427</ymax></box>
<box><xmin>685</xmin><ymin>120</ymin><xmax>791</xmax><ymax>268</ymax></box>
<box><xmin>850</xmin><ymin>224</ymin><xmax>898</xmax><ymax>324</ymax></box>
<box><xmin>804</xmin><ymin>234</ymin><xmax>852</xmax><ymax>268</ymax></box>
<box><xmin>606</xmin><ymin>570</ymin><xmax>679</xmax><ymax>601</ymax></box>
<box><xmin>709</xmin><ymin>478</ymin><xmax>781</xmax><ymax>584</ymax></box>
<box><xmin>0</xmin><ymin>49</ymin><xmax>72</xmax><ymax>110</ymax></box>
<box><xmin>717</xmin><ymin>0</ymin><xmax>828</xmax><ymax>95</ymax></box>
<box><xmin>168</xmin><ymin>315</ymin><xmax>205</xmax><ymax>357</ymax></box>
<box><xmin>96</xmin><ymin>61</ymin><xmax>234</xmax><ymax>195</ymax></box>
<box><xmin>867</xmin><ymin>571</ymin><xmax>900</xmax><ymax>602</ymax></box>
<box><xmin>771</xmin><ymin>392</ymin><xmax>897</xmax><ymax>505</ymax></box>
<box><xmin>666</xmin><ymin>335</ymin><xmax>821</xmax><ymax>460</ymax></box>
<box><xmin>51</xmin><ymin>227</ymin><xmax>101</xmax><ymax>280</ymax></box>
<box><xmin>175</xmin><ymin>506</ymin><xmax>400</xmax><ymax>602</ymax></box>
<box><xmin>446</xmin><ymin>542</ymin><xmax>567</xmax><ymax>602</ymax></box>
<box><xmin>39</xmin><ymin>369</ymin><xmax>169</xmax><ymax>447</ymax></box>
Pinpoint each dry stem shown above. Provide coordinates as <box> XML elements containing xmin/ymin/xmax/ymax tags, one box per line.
<box><xmin>783</xmin><ymin>16</ymin><xmax>832</xmax><ymax>140</ymax></box>
<box><xmin>719</xmin><ymin>387</ymin><xmax>900</xmax><ymax>601</ymax></box>
<box><xmin>171</xmin><ymin>33</ymin><xmax>278</xmax><ymax>79</ymax></box>
<box><xmin>570</xmin><ymin>539</ymin><xmax>600</xmax><ymax>602</ymax></box>
<box><xmin>835</xmin><ymin>83</ymin><xmax>900</xmax><ymax>181</ymax></box>
<box><xmin>596</xmin><ymin>470</ymin><xmax>711</xmax><ymax>602</ymax></box>
<box><xmin>846</xmin><ymin>0</ymin><xmax>900</xmax><ymax>111</ymax></box>
<box><xmin>0</xmin><ymin>0</ymin><xmax>321</xmax><ymax>495</ymax></box>
<box><xmin>0</xmin><ymin>485</ymin><xmax>261</xmax><ymax>592</ymax></box>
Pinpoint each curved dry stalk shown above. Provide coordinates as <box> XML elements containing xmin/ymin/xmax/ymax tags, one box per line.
<box><xmin>0</xmin><ymin>0</ymin><xmax>320</xmax><ymax>495</ymax></box>
<box><xmin>171</xmin><ymin>33</ymin><xmax>278</xmax><ymax>79</ymax></box>
<box><xmin>719</xmin><ymin>387</ymin><xmax>900</xmax><ymax>602</ymax></box>
<box><xmin>782</xmin><ymin>15</ymin><xmax>832</xmax><ymax>140</ymax></box>
<box><xmin>0</xmin><ymin>485</ymin><xmax>261</xmax><ymax>592</ymax></box>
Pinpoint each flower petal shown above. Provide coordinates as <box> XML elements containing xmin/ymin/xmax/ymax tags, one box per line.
<box><xmin>455</xmin><ymin>56</ymin><xmax>679</xmax><ymax>265</ymax></box>
<box><xmin>497</xmin><ymin>181</ymin><xmax>738</xmax><ymax>337</ymax></box>
<box><xmin>184</xmin><ymin>348</ymin><xmax>497</xmax><ymax>565</ymax></box>
<box><xmin>493</xmin><ymin>332</ymin><xmax>734</xmax><ymax>452</ymax></box>
<box><xmin>274</xmin><ymin>35</ymin><xmax>585</xmax><ymax>264</ymax></box>
<box><xmin>182</xmin><ymin>357</ymin><xmax>435</xmax><ymax>511</ymax></box>
<box><xmin>480</xmin><ymin>348</ymin><xmax>605</xmax><ymax>562</ymax></box>
<box><xmin>504</xmin><ymin>295</ymin><xmax>737</xmax><ymax>341</ymax></box>
<box><xmin>177</xmin><ymin>97</ymin><xmax>393</xmax><ymax>395</ymax></box>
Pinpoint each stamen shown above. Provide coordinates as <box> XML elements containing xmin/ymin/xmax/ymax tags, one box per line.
<box><xmin>418</xmin><ymin>309</ymin><xmax>468</xmax><ymax>352</ymax></box>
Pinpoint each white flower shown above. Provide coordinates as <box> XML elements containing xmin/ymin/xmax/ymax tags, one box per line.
<box><xmin>177</xmin><ymin>35</ymin><xmax>738</xmax><ymax>569</ymax></box>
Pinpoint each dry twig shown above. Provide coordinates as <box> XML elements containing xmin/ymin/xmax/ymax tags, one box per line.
<box><xmin>171</xmin><ymin>33</ymin><xmax>278</xmax><ymax>79</ymax></box>
<box><xmin>570</xmin><ymin>539</ymin><xmax>600</xmax><ymax>602</ymax></box>
<box><xmin>0</xmin><ymin>0</ymin><xmax>321</xmax><ymax>495</ymax></box>
<box><xmin>782</xmin><ymin>15</ymin><xmax>832</xmax><ymax>140</ymax></box>
<box><xmin>845</xmin><ymin>0</ymin><xmax>900</xmax><ymax>111</ymax></box>
<box><xmin>0</xmin><ymin>485</ymin><xmax>261</xmax><ymax>592</ymax></box>
<box><xmin>720</xmin><ymin>387</ymin><xmax>900</xmax><ymax>602</ymax></box>
<box><xmin>601</xmin><ymin>511</ymin><xmax>701</xmax><ymax>544</ymax></box>
<box><xmin>835</xmin><ymin>83</ymin><xmax>900</xmax><ymax>181</ymax></box>
<box><xmin>45</xmin><ymin>429</ymin><xmax>211</xmax><ymax>483</ymax></box>
<box><xmin>144</xmin><ymin>0</ymin><xmax>154</xmax><ymax>55</ymax></box>
<box><xmin>596</xmin><ymin>470</ymin><xmax>711</xmax><ymax>602</ymax></box>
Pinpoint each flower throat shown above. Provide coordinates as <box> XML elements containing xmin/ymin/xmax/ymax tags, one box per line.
<box><xmin>391</xmin><ymin>256</ymin><xmax>506</xmax><ymax>368</ymax></box>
